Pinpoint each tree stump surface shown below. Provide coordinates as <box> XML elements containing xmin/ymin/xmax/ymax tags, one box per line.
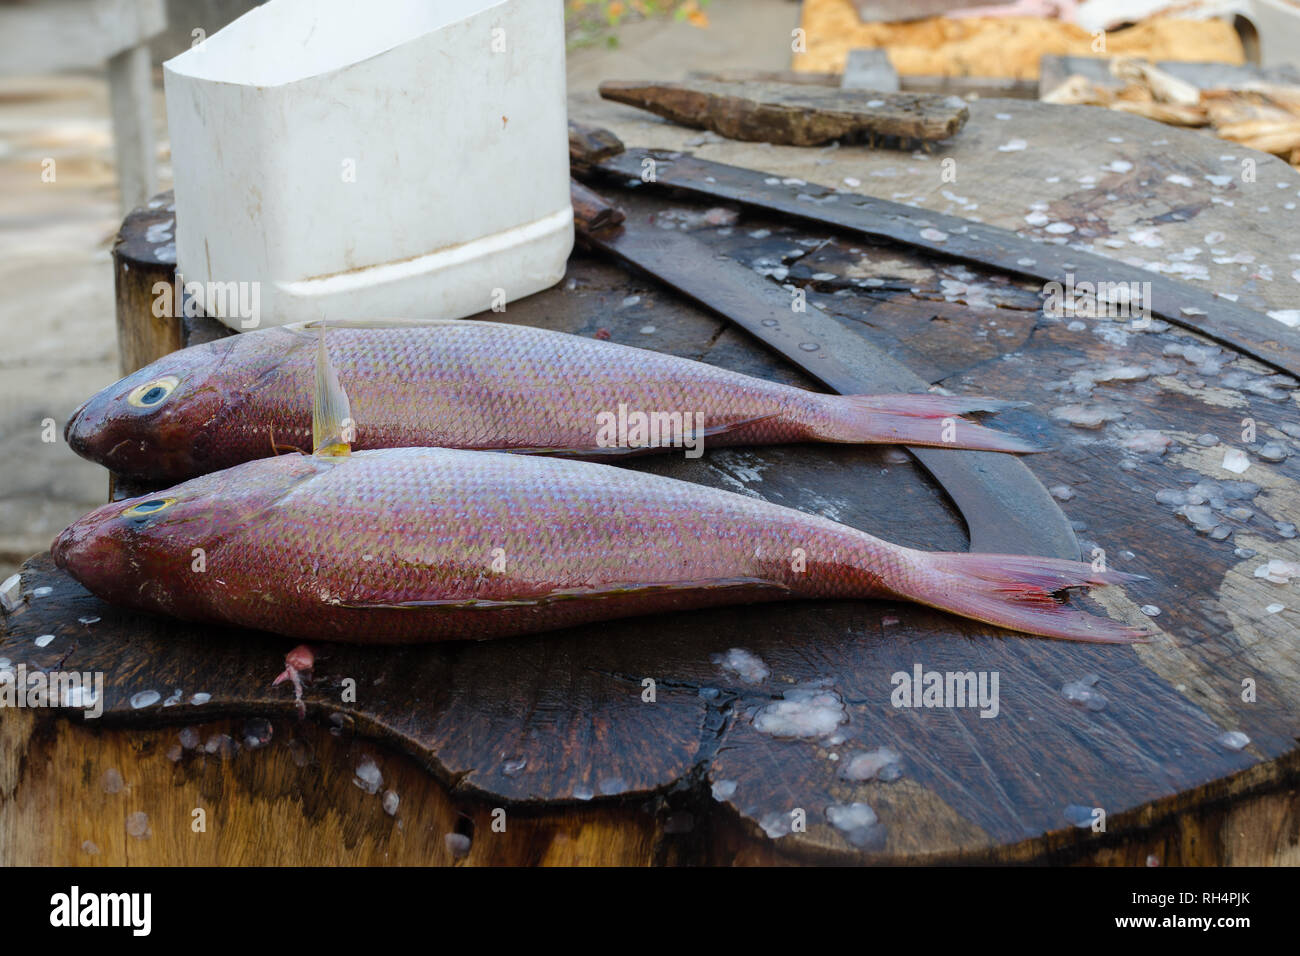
<box><xmin>3</xmin><ymin>99</ymin><xmax>1299</xmax><ymax>865</ymax></box>
<box><xmin>112</xmin><ymin>191</ymin><xmax>180</xmax><ymax>375</ymax></box>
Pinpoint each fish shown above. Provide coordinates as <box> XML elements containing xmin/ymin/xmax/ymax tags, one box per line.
<box><xmin>52</xmin><ymin>322</ymin><xmax>1144</xmax><ymax>647</ymax></box>
<box><xmin>51</xmin><ymin>445</ymin><xmax>1146</xmax><ymax>644</ymax></box>
<box><xmin>64</xmin><ymin>318</ymin><xmax>1040</xmax><ymax>482</ymax></box>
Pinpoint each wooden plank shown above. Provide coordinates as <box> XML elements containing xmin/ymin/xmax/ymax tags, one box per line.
<box><xmin>1</xmin><ymin>704</ymin><xmax>1296</xmax><ymax>865</ymax></box>
<box><xmin>598</xmin><ymin>79</ymin><xmax>969</xmax><ymax>146</ymax></box>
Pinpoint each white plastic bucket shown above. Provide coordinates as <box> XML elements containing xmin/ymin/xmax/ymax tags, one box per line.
<box><xmin>163</xmin><ymin>0</ymin><xmax>573</xmax><ymax>330</ymax></box>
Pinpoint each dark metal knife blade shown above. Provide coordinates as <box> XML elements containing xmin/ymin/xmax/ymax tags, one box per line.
<box><xmin>571</xmin><ymin>180</ymin><xmax>1080</xmax><ymax>560</ymax></box>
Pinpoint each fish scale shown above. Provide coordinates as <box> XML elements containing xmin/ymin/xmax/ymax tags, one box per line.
<box><xmin>65</xmin><ymin>319</ymin><xmax>1040</xmax><ymax>482</ymax></box>
<box><xmin>54</xmin><ymin>446</ymin><xmax>1147</xmax><ymax>645</ymax></box>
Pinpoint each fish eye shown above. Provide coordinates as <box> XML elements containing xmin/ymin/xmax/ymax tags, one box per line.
<box><xmin>127</xmin><ymin>375</ymin><xmax>180</xmax><ymax>408</ymax></box>
<box><xmin>122</xmin><ymin>497</ymin><xmax>178</xmax><ymax>519</ymax></box>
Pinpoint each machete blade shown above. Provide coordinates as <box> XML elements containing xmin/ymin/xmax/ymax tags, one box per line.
<box><xmin>575</xmin><ymin>192</ymin><xmax>1079</xmax><ymax>560</ymax></box>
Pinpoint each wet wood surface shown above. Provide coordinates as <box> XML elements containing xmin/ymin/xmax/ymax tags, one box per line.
<box><xmin>3</xmin><ymin>99</ymin><xmax>1300</xmax><ymax>864</ymax></box>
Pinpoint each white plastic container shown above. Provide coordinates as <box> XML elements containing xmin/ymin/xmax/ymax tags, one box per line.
<box><xmin>163</xmin><ymin>0</ymin><xmax>573</xmax><ymax>330</ymax></box>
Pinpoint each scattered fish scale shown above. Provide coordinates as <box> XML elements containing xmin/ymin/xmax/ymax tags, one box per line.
<box><xmin>753</xmin><ymin>684</ymin><xmax>847</xmax><ymax>739</ymax></box>
<box><xmin>826</xmin><ymin>802</ymin><xmax>883</xmax><ymax>848</ymax></box>
<box><xmin>1218</xmin><ymin>370</ymin><xmax>1297</xmax><ymax>401</ymax></box>
<box><xmin>1216</xmin><ymin>730</ymin><xmax>1251</xmax><ymax>751</ymax></box>
<box><xmin>1255</xmin><ymin>560</ymin><xmax>1300</xmax><ymax>584</ymax></box>
<box><xmin>1155</xmin><ymin>478</ymin><xmax>1277</xmax><ymax>542</ymax></box>
<box><xmin>1119</xmin><ymin>429</ymin><xmax>1171</xmax><ymax>455</ymax></box>
<box><xmin>840</xmin><ymin>747</ymin><xmax>903</xmax><ymax>782</ymax></box>
<box><xmin>1050</xmin><ymin>403</ymin><xmax>1126</xmax><ymax>429</ymax></box>
<box><xmin>712</xmin><ymin>647</ymin><xmax>770</xmax><ymax>684</ymax></box>
<box><xmin>1061</xmin><ymin>674</ymin><xmax>1107</xmax><ymax>711</ymax></box>
<box><xmin>1256</xmin><ymin>442</ymin><xmax>1290</xmax><ymax>463</ymax></box>
<box><xmin>354</xmin><ymin>756</ymin><xmax>383</xmax><ymax>794</ymax></box>
<box><xmin>1063</xmin><ymin>364</ymin><xmax>1150</xmax><ymax>397</ymax></box>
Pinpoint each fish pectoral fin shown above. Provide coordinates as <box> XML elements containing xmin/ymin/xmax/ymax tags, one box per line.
<box><xmin>337</xmin><ymin>578</ymin><xmax>787</xmax><ymax>611</ymax></box>
<box><xmin>312</xmin><ymin>322</ymin><xmax>354</xmax><ymax>458</ymax></box>
<box><xmin>700</xmin><ymin>412</ymin><xmax>781</xmax><ymax>437</ymax></box>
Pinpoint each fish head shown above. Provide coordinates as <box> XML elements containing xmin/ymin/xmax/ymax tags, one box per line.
<box><xmin>65</xmin><ymin>339</ymin><xmax>253</xmax><ymax>481</ymax></box>
<box><xmin>52</xmin><ymin>454</ymin><xmax>325</xmax><ymax>616</ymax></box>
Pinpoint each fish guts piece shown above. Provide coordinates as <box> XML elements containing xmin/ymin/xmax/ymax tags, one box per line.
<box><xmin>52</xmin><ymin>446</ymin><xmax>1147</xmax><ymax>645</ymax></box>
<box><xmin>64</xmin><ymin>319</ymin><xmax>1039</xmax><ymax>482</ymax></box>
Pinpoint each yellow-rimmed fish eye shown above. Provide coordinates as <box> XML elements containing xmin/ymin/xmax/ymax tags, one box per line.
<box><xmin>127</xmin><ymin>375</ymin><xmax>180</xmax><ymax>408</ymax></box>
<box><xmin>122</xmin><ymin>497</ymin><xmax>178</xmax><ymax>519</ymax></box>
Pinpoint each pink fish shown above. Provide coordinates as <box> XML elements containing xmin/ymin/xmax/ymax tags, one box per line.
<box><xmin>52</xmin><ymin>445</ymin><xmax>1147</xmax><ymax>645</ymax></box>
<box><xmin>65</xmin><ymin>319</ymin><xmax>1039</xmax><ymax>482</ymax></box>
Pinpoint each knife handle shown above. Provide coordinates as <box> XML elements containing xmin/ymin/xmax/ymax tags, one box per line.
<box><xmin>570</xmin><ymin>179</ymin><xmax>626</xmax><ymax>237</ymax></box>
<box><xmin>569</xmin><ymin>120</ymin><xmax>625</xmax><ymax>176</ymax></box>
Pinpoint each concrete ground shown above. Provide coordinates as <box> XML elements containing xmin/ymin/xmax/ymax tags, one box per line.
<box><xmin>0</xmin><ymin>0</ymin><xmax>799</xmax><ymax>577</ymax></box>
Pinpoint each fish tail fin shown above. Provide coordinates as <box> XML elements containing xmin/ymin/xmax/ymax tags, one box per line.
<box><xmin>809</xmin><ymin>394</ymin><xmax>1042</xmax><ymax>453</ymax></box>
<box><xmin>892</xmin><ymin>551</ymin><xmax>1152</xmax><ymax>643</ymax></box>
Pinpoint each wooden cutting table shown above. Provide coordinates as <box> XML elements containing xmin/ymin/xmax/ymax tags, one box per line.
<box><xmin>2</xmin><ymin>97</ymin><xmax>1299</xmax><ymax>865</ymax></box>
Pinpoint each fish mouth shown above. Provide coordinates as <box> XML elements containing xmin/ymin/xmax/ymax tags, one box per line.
<box><xmin>63</xmin><ymin>398</ymin><xmax>165</xmax><ymax>478</ymax></box>
<box><xmin>64</xmin><ymin>396</ymin><xmax>95</xmax><ymax>454</ymax></box>
<box><xmin>51</xmin><ymin>513</ymin><xmax>128</xmax><ymax>597</ymax></box>
<box><xmin>51</xmin><ymin>524</ymin><xmax>73</xmax><ymax>568</ymax></box>
<box><xmin>64</xmin><ymin>390</ymin><xmax>125</xmax><ymax>466</ymax></box>
<box><xmin>51</xmin><ymin>519</ymin><xmax>95</xmax><ymax>573</ymax></box>
<box><xmin>51</xmin><ymin>520</ymin><xmax>107</xmax><ymax>584</ymax></box>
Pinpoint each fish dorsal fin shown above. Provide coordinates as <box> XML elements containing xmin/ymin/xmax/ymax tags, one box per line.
<box><xmin>312</xmin><ymin>322</ymin><xmax>353</xmax><ymax>458</ymax></box>
<box><xmin>291</xmin><ymin>318</ymin><xmax>463</xmax><ymax>332</ymax></box>
<box><xmin>278</xmin><ymin>317</ymin><xmax>471</xmax><ymax>344</ymax></box>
